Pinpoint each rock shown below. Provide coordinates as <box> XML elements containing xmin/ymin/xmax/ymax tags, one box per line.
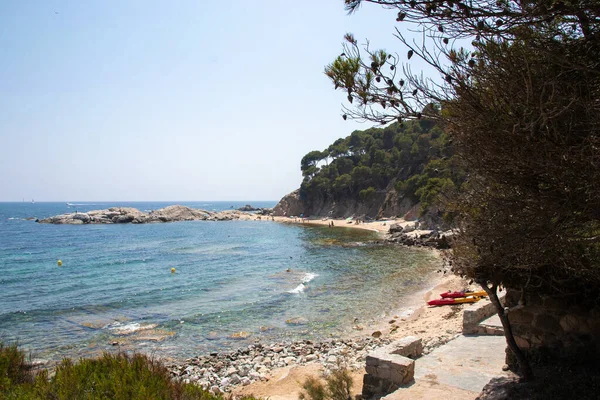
<box><xmin>256</xmin><ymin>365</ymin><xmax>269</xmax><ymax>374</ymax></box>
<box><xmin>114</xmin><ymin>215</ymin><xmax>134</xmax><ymax>223</ymax></box>
<box><xmin>210</xmin><ymin>386</ymin><xmax>222</xmax><ymax>395</ymax></box>
<box><xmin>403</xmin><ymin>224</ymin><xmax>416</xmax><ymax>233</ymax></box>
<box><xmin>272</xmin><ymin>189</ymin><xmax>304</xmax><ymax>217</ymax></box>
<box><xmin>371</xmin><ymin>331</ymin><xmax>382</xmax><ymax>338</ymax></box>
<box><xmin>30</xmin><ymin>358</ymin><xmax>49</xmax><ymax>367</ymax></box>
<box><xmin>229</xmin><ymin>331</ymin><xmax>251</xmax><ymax>340</ymax></box>
<box><xmin>388</xmin><ymin>336</ymin><xmax>423</xmax><ymax>359</ymax></box>
<box><xmin>229</xmin><ymin>374</ymin><xmax>241</xmax><ymax>385</ymax></box>
<box><xmin>241</xmin><ymin>377</ymin><xmax>251</xmax><ymax>386</ymax></box>
<box><xmin>389</xmin><ymin>223</ymin><xmax>404</xmax><ymax>233</ymax></box>
<box><xmin>238</xmin><ymin>204</ymin><xmax>258</xmax><ymax>212</ymax></box>
<box><xmin>285</xmin><ymin>317</ymin><xmax>308</xmax><ymax>325</ymax></box>
<box><xmin>326</xmin><ymin>355</ymin><xmax>338</xmax><ymax>364</ymax></box>
<box><xmin>220</xmin><ymin>377</ymin><xmax>231</xmax><ymax>388</ymax></box>
<box><xmin>283</xmin><ymin>356</ymin><xmax>296</xmax><ymax>365</ymax></box>
<box><xmin>476</xmin><ymin>376</ymin><xmax>520</xmax><ymax>400</ymax></box>
<box><xmin>37</xmin><ymin>205</ymin><xmax>261</xmax><ymax>225</ymax></box>
<box><xmin>225</xmin><ymin>367</ymin><xmax>237</xmax><ymax>376</ymax></box>
<box><xmin>248</xmin><ymin>370</ymin><xmax>263</xmax><ymax>380</ymax></box>
<box><xmin>305</xmin><ymin>354</ymin><xmax>318</xmax><ymax>362</ymax></box>
<box><xmin>72</xmin><ymin>213</ymin><xmax>91</xmax><ymax>223</ymax></box>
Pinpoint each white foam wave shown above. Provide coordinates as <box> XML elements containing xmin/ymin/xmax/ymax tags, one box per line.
<box><xmin>107</xmin><ymin>322</ymin><xmax>157</xmax><ymax>335</ymax></box>
<box><xmin>287</xmin><ymin>272</ymin><xmax>318</xmax><ymax>294</ymax></box>
<box><xmin>288</xmin><ymin>283</ymin><xmax>306</xmax><ymax>294</ymax></box>
<box><xmin>301</xmin><ymin>272</ymin><xmax>318</xmax><ymax>283</ymax></box>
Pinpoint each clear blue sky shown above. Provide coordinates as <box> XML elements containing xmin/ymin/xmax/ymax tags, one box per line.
<box><xmin>0</xmin><ymin>1</ymin><xmax>430</xmax><ymax>202</ymax></box>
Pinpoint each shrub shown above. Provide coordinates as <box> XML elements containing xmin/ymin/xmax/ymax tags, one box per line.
<box><xmin>299</xmin><ymin>368</ymin><xmax>353</xmax><ymax>400</ymax></box>
<box><xmin>0</xmin><ymin>343</ymin><xmax>224</xmax><ymax>400</ymax></box>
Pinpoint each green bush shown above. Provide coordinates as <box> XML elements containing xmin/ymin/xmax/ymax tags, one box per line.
<box><xmin>0</xmin><ymin>343</ymin><xmax>225</xmax><ymax>400</ymax></box>
<box><xmin>0</xmin><ymin>342</ymin><xmax>34</xmax><ymax>393</ymax></box>
<box><xmin>299</xmin><ymin>368</ymin><xmax>353</xmax><ymax>400</ymax></box>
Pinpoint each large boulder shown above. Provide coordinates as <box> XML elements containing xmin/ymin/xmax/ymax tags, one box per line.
<box><xmin>238</xmin><ymin>204</ymin><xmax>258</xmax><ymax>212</ymax></box>
<box><xmin>72</xmin><ymin>213</ymin><xmax>91</xmax><ymax>223</ymax></box>
<box><xmin>148</xmin><ymin>205</ymin><xmax>210</xmax><ymax>222</ymax></box>
<box><xmin>273</xmin><ymin>189</ymin><xmax>304</xmax><ymax>217</ymax></box>
<box><xmin>389</xmin><ymin>223</ymin><xmax>404</xmax><ymax>234</ymax></box>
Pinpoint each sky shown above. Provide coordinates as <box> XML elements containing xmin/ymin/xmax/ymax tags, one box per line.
<box><xmin>0</xmin><ymin>1</ymin><xmax>433</xmax><ymax>202</ymax></box>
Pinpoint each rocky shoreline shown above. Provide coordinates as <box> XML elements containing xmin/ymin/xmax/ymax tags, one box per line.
<box><xmin>380</xmin><ymin>222</ymin><xmax>452</xmax><ymax>249</ymax></box>
<box><xmin>36</xmin><ymin>205</ymin><xmax>273</xmax><ymax>225</ymax></box>
<box><xmin>165</xmin><ymin>333</ymin><xmax>457</xmax><ymax>396</ymax></box>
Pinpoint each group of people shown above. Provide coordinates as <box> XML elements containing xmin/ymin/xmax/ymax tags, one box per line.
<box><xmin>328</xmin><ymin>221</ymin><xmax>335</xmax><ymax>228</ymax></box>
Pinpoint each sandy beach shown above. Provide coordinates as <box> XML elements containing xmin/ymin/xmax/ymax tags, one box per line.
<box><xmin>271</xmin><ymin>215</ymin><xmax>407</xmax><ymax>234</ymax></box>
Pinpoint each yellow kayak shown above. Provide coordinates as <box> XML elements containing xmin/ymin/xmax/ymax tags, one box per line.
<box><xmin>428</xmin><ymin>297</ymin><xmax>481</xmax><ymax>306</ymax></box>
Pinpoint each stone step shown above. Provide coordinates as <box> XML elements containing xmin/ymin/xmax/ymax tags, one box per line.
<box><xmin>478</xmin><ymin>315</ymin><xmax>504</xmax><ymax>335</ymax></box>
<box><xmin>383</xmin><ymin>335</ymin><xmax>509</xmax><ymax>399</ymax></box>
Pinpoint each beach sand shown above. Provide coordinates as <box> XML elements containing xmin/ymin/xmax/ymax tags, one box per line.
<box><xmin>272</xmin><ymin>215</ymin><xmax>405</xmax><ymax>234</ymax></box>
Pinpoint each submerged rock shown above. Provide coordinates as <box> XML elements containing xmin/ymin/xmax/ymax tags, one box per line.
<box><xmin>285</xmin><ymin>317</ymin><xmax>308</xmax><ymax>325</ymax></box>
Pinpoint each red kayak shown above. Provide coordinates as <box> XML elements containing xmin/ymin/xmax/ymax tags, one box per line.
<box><xmin>440</xmin><ymin>290</ymin><xmax>488</xmax><ymax>299</ymax></box>
<box><xmin>427</xmin><ymin>297</ymin><xmax>481</xmax><ymax>306</ymax></box>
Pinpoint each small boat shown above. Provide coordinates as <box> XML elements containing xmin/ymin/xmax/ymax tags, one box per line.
<box><xmin>440</xmin><ymin>290</ymin><xmax>488</xmax><ymax>299</ymax></box>
<box><xmin>427</xmin><ymin>297</ymin><xmax>481</xmax><ymax>306</ymax></box>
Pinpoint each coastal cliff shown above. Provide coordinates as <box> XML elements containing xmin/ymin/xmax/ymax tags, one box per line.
<box><xmin>38</xmin><ymin>205</ymin><xmax>271</xmax><ymax>225</ymax></box>
<box><xmin>273</xmin><ymin>119</ymin><xmax>462</xmax><ymax>227</ymax></box>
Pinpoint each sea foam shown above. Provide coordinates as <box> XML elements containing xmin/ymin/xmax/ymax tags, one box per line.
<box><xmin>288</xmin><ymin>272</ymin><xmax>318</xmax><ymax>294</ymax></box>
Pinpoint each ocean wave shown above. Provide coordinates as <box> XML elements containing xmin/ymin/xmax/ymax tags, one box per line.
<box><xmin>288</xmin><ymin>283</ymin><xmax>306</xmax><ymax>294</ymax></box>
<box><xmin>287</xmin><ymin>272</ymin><xmax>318</xmax><ymax>294</ymax></box>
<box><xmin>107</xmin><ymin>322</ymin><xmax>158</xmax><ymax>335</ymax></box>
<box><xmin>301</xmin><ymin>272</ymin><xmax>318</xmax><ymax>283</ymax></box>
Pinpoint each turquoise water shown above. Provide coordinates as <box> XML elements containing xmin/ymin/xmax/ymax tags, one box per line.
<box><xmin>0</xmin><ymin>202</ymin><xmax>440</xmax><ymax>361</ymax></box>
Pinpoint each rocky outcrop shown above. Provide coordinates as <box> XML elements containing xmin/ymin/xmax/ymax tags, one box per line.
<box><xmin>272</xmin><ymin>189</ymin><xmax>304</xmax><ymax>217</ymax></box>
<box><xmin>381</xmin><ymin>223</ymin><xmax>453</xmax><ymax>250</ymax></box>
<box><xmin>237</xmin><ymin>205</ymin><xmax>273</xmax><ymax>215</ymax></box>
<box><xmin>37</xmin><ymin>206</ymin><xmax>259</xmax><ymax>225</ymax></box>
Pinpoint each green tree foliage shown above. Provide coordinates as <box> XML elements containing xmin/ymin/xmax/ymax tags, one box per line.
<box><xmin>300</xmin><ymin>119</ymin><xmax>463</xmax><ymax>213</ymax></box>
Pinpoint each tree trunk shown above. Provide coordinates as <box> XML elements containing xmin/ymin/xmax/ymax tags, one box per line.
<box><xmin>481</xmin><ymin>283</ymin><xmax>534</xmax><ymax>381</ymax></box>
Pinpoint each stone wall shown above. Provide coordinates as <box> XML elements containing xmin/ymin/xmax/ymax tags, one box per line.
<box><xmin>462</xmin><ymin>294</ymin><xmax>505</xmax><ymax>335</ymax></box>
<box><xmin>362</xmin><ymin>336</ymin><xmax>422</xmax><ymax>398</ymax></box>
<box><xmin>505</xmin><ymin>289</ymin><xmax>600</xmax><ymax>359</ymax></box>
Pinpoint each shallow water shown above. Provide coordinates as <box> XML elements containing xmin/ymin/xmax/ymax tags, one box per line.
<box><xmin>0</xmin><ymin>202</ymin><xmax>440</xmax><ymax>361</ymax></box>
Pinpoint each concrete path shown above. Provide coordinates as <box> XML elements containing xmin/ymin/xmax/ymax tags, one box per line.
<box><xmin>384</xmin><ymin>335</ymin><xmax>508</xmax><ymax>399</ymax></box>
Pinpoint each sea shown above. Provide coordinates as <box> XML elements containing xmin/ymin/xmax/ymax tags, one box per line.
<box><xmin>0</xmin><ymin>201</ymin><xmax>441</xmax><ymax>363</ymax></box>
